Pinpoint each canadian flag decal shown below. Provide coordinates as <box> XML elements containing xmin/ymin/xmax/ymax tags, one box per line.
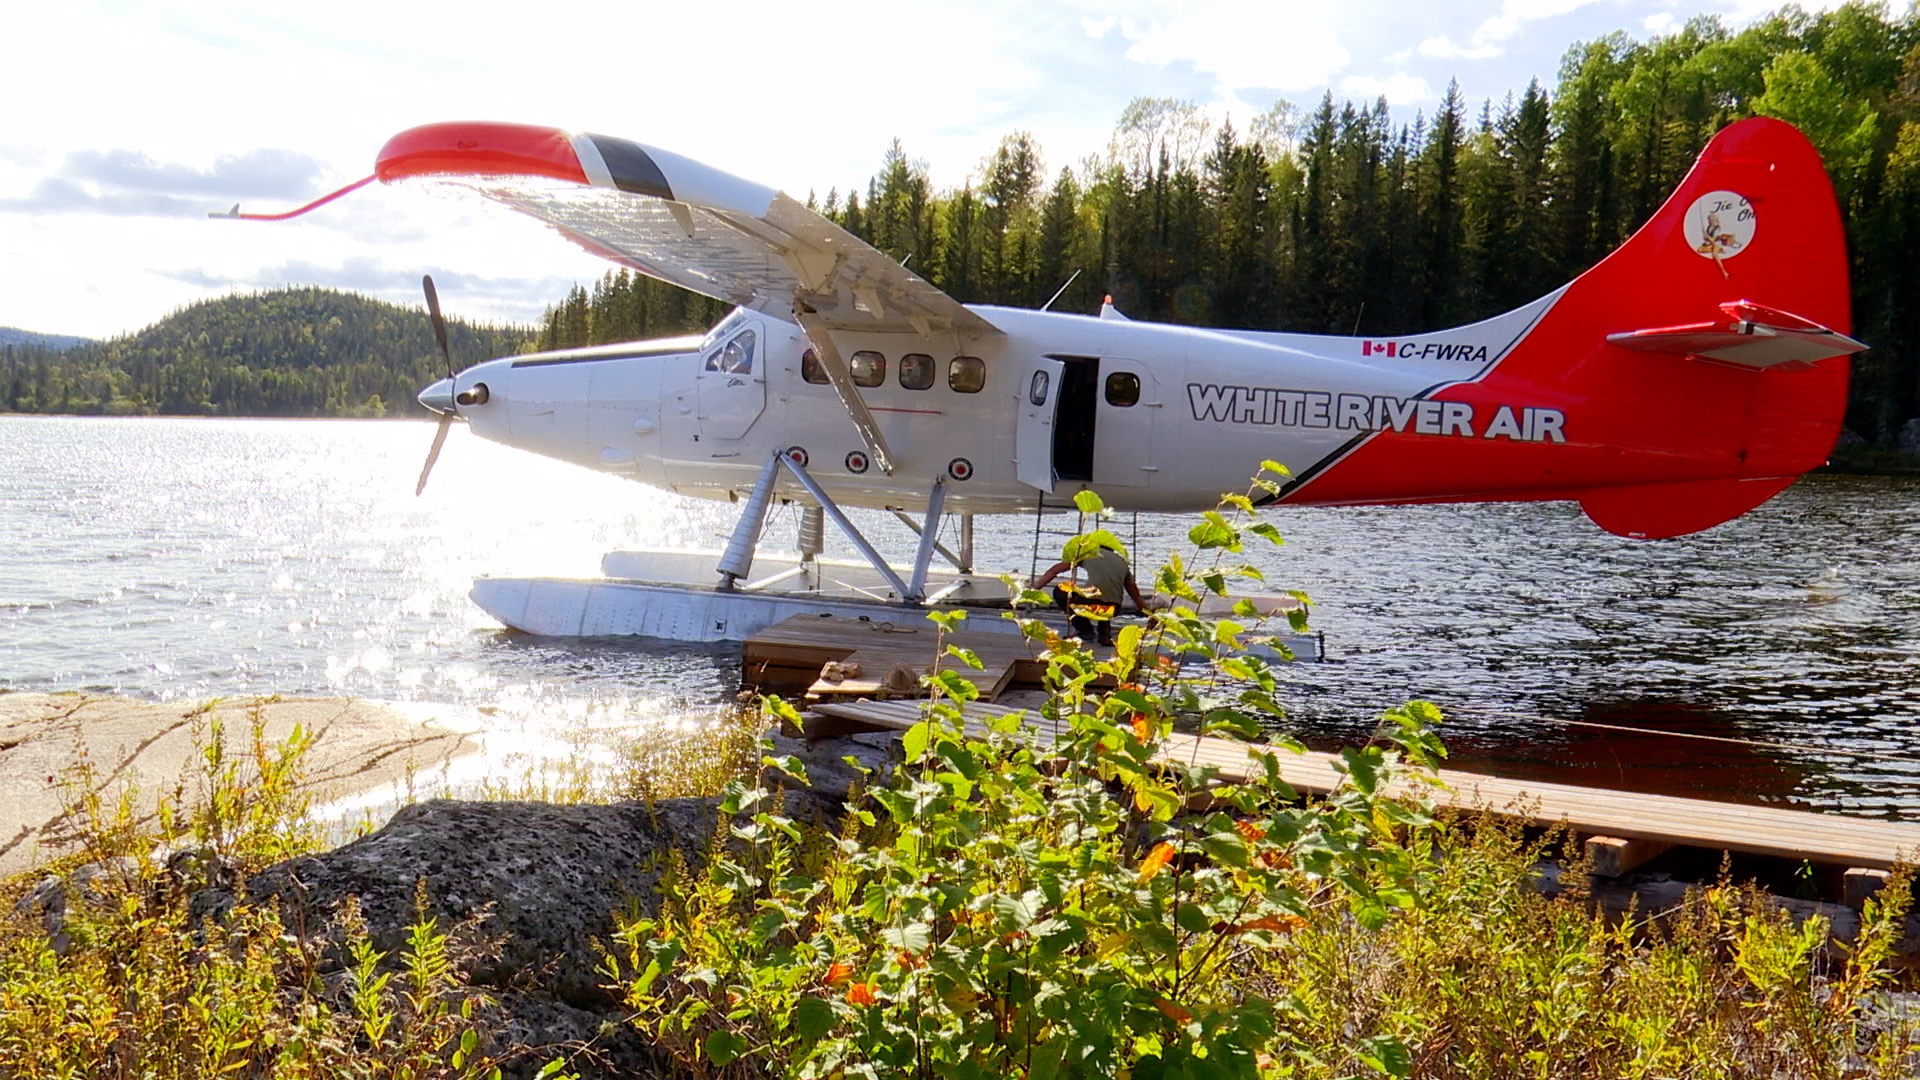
<box><xmin>1362</xmin><ymin>340</ymin><xmax>1397</xmax><ymax>357</ymax></box>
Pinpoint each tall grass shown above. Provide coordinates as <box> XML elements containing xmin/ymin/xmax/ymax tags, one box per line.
<box><xmin>0</xmin><ymin>701</ymin><xmax>569</xmax><ymax>1079</ymax></box>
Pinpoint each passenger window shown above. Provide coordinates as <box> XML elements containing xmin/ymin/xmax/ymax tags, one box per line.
<box><xmin>800</xmin><ymin>348</ymin><xmax>828</xmax><ymax>385</ymax></box>
<box><xmin>899</xmin><ymin>353</ymin><xmax>934</xmax><ymax>390</ymax></box>
<box><xmin>949</xmin><ymin>356</ymin><xmax>986</xmax><ymax>394</ymax></box>
<box><xmin>1029</xmin><ymin>370</ymin><xmax>1050</xmax><ymax>406</ymax></box>
<box><xmin>1105</xmin><ymin>371</ymin><xmax>1140</xmax><ymax>407</ymax></box>
<box><xmin>850</xmin><ymin>351</ymin><xmax>886</xmax><ymax>387</ymax></box>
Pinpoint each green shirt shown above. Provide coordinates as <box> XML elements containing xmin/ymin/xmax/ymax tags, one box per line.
<box><xmin>1070</xmin><ymin>549</ymin><xmax>1132</xmax><ymax>607</ymax></box>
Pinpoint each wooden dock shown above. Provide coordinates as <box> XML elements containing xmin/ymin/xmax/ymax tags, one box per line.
<box><xmin>805</xmin><ymin>698</ymin><xmax>1920</xmax><ymax>874</ymax></box>
<box><xmin>744</xmin><ymin>613</ymin><xmax>1046</xmax><ymax>702</ymax></box>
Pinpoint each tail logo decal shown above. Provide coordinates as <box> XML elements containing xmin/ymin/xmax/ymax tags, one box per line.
<box><xmin>1686</xmin><ymin>191</ymin><xmax>1756</xmax><ymax>262</ymax></box>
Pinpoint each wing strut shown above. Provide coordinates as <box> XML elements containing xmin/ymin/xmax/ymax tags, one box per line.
<box><xmin>794</xmin><ymin>307</ymin><xmax>897</xmax><ymax>475</ymax></box>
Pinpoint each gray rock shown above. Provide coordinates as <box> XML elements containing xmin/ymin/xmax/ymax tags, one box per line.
<box><xmin>1900</xmin><ymin>418</ymin><xmax>1920</xmax><ymax>456</ymax></box>
<box><xmin>764</xmin><ymin>729</ymin><xmax>901</xmax><ymax>801</ymax></box>
<box><xmin>212</xmin><ymin>793</ymin><xmax>833</xmax><ymax>1010</ymax></box>
<box><xmin>13</xmin><ymin>855</ymin><xmax>141</xmax><ymax>954</ymax></box>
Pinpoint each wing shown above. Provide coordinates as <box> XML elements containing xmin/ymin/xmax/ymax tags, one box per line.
<box><xmin>374</xmin><ymin>122</ymin><xmax>1001</xmax><ymax>342</ymax></box>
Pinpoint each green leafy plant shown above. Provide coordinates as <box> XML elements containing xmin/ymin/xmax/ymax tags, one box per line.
<box><xmin>609</xmin><ymin>474</ymin><xmax>1444</xmax><ymax>1077</ymax></box>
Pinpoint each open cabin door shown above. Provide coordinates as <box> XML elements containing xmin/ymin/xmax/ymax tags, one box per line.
<box><xmin>1016</xmin><ymin>357</ymin><xmax>1064</xmax><ymax>493</ymax></box>
<box><xmin>1091</xmin><ymin>356</ymin><xmax>1156</xmax><ymax>487</ymax></box>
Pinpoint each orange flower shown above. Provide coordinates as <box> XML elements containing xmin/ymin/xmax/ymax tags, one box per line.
<box><xmin>1234</xmin><ymin>818</ymin><xmax>1266</xmax><ymax>843</ymax></box>
<box><xmin>1232</xmin><ymin>914</ymin><xmax>1306</xmax><ymax>935</ymax></box>
<box><xmin>1138</xmin><ymin>841</ymin><xmax>1177</xmax><ymax>883</ymax></box>
<box><xmin>847</xmin><ymin>982</ymin><xmax>877</xmax><ymax>1007</ymax></box>
<box><xmin>1131</xmin><ymin>713</ymin><xmax>1152</xmax><ymax>742</ymax></box>
<box><xmin>824</xmin><ymin>961</ymin><xmax>853</xmax><ymax>986</ymax></box>
<box><xmin>895</xmin><ymin>950</ymin><xmax>922</xmax><ymax>970</ymax></box>
<box><xmin>1153</xmin><ymin>997</ymin><xmax>1193</xmax><ymax>1024</ymax></box>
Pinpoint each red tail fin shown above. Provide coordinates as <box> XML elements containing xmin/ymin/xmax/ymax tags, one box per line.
<box><xmin>1289</xmin><ymin>117</ymin><xmax>1854</xmax><ymax>539</ymax></box>
<box><xmin>1564</xmin><ymin>116</ymin><xmax>1853</xmax><ymax>536</ymax></box>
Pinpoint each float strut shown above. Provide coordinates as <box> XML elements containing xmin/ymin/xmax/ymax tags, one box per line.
<box><xmin>774</xmin><ymin>451</ymin><xmax>913</xmax><ymax>599</ymax></box>
<box><xmin>907</xmin><ymin>480</ymin><xmax>947</xmax><ymax>602</ymax></box>
<box><xmin>715</xmin><ymin>453</ymin><xmax>781</xmax><ymax>590</ymax></box>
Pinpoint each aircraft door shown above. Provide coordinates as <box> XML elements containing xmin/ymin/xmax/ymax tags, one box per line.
<box><xmin>1091</xmin><ymin>357</ymin><xmax>1156</xmax><ymax>488</ymax></box>
<box><xmin>695</xmin><ymin>327</ymin><xmax>767</xmax><ymax>439</ymax></box>
<box><xmin>1016</xmin><ymin>357</ymin><xmax>1064</xmax><ymax>492</ymax></box>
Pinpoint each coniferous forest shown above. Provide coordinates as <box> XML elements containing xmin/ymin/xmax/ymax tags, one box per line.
<box><xmin>8</xmin><ymin>6</ymin><xmax>1920</xmax><ymax>449</ymax></box>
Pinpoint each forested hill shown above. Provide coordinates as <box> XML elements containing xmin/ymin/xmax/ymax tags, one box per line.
<box><xmin>0</xmin><ymin>289</ymin><xmax>531</xmax><ymax>417</ymax></box>
<box><xmin>0</xmin><ymin>327</ymin><xmax>90</xmax><ymax>351</ymax></box>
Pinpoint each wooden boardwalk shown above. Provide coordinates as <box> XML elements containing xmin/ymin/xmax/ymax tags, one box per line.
<box><xmin>807</xmin><ymin>698</ymin><xmax>1920</xmax><ymax>873</ymax></box>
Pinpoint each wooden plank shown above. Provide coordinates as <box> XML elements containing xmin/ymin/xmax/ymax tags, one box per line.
<box><xmin>805</xmin><ymin>699</ymin><xmax>1920</xmax><ymax>871</ymax></box>
<box><xmin>1845</xmin><ymin>867</ymin><xmax>1891</xmax><ymax>908</ymax></box>
<box><xmin>1585</xmin><ymin>836</ymin><xmax>1675</xmax><ymax>878</ymax></box>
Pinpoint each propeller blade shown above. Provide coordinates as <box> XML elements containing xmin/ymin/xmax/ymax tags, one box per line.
<box><xmin>423</xmin><ymin>274</ymin><xmax>452</xmax><ymax>379</ymax></box>
<box><xmin>416</xmin><ymin>412</ymin><xmax>454</xmax><ymax>496</ymax></box>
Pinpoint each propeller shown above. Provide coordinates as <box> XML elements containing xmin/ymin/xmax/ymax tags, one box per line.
<box><xmin>415</xmin><ymin>274</ymin><xmax>457</xmax><ymax>496</ymax></box>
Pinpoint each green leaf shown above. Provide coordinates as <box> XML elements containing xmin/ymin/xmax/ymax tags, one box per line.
<box><xmin>945</xmin><ymin>643</ymin><xmax>984</xmax><ymax>670</ymax></box>
<box><xmin>1188</xmin><ymin>515</ymin><xmax>1237</xmax><ymax>550</ymax></box>
<box><xmin>1073</xmin><ymin>489</ymin><xmax>1107</xmax><ymax>514</ymax></box>
<box><xmin>882</xmin><ymin>923</ymin><xmax>932</xmax><ymax>951</ymax></box>
<box><xmin>1361</xmin><ymin>1035</ymin><xmax>1413</xmax><ymax>1077</ymax></box>
<box><xmin>793</xmin><ymin>994</ymin><xmax>836</xmax><ymax>1043</ymax></box>
<box><xmin>1175</xmin><ymin>902</ymin><xmax>1212</xmax><ymax>934</ymax></box>
<box><xmin>704</xmin><ymin>1029</ymin><xmax>746</xmax><ymax>1066</ymax></box>
<box><xmin>902</xmin><ymin>720</ymin><xmax>935</xmax><ymax>763</ymax></box>
<box><xmin>926</xmin><ymin>608</ymin><xmax>968</xmax><ymax>632</ymax></box>
<box><xmin>1341</xmin><ymin>746</ymin><xmax>1382</xmax><ymax>796</ymax></box>
<box><xmin>1201</xmin><ymin>709</ymin><xmax>1261</xmax><ymax>740</ymax></box>
<box><xmin>762</xmin><ymin>754</ymin><xmax>811</xmax><ymax>787</ymax></box>
<box><xmin>930</xmin><ymin>669</ymin><xmax>980</xmax><ymax>702</ymax></box>
<box><xmin>1133</xmin><ymin>778</ymin><xmax>1183</xmax><ymax>821</ymax></box>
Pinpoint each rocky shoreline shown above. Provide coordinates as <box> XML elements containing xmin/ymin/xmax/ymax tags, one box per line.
<box><xmin>0</xmin><ymin>691</ymin><xmax>477</xmax><ymax>877</ymax></box>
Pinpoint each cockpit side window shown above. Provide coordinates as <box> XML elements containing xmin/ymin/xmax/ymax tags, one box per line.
<box><xmin>800</xmin><ymin>348</ymin><xmax>828</xmax><ymax>384</ymax></box>
<box><xmin>705</xmin><ymin>329</ymin><xmax>756</xmax><ymax>374</ymax></box>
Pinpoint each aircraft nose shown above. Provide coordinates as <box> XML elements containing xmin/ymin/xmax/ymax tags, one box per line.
<box><xmin>418</xmin><ymin>377</ymin><xmax>457</xmax><ymax>415</ymax></box>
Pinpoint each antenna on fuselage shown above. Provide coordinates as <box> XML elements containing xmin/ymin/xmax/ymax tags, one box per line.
<box><xmin>1041</xmin><ymin>268</ymin><xmax>1082</xmax><ymax>312</ymax></box>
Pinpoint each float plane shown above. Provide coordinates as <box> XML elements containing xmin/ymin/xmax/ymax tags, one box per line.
<box><xmin>227</xmin><ymin>117</ymin><xmax>1862</xmax><ymax>651</ymax></box>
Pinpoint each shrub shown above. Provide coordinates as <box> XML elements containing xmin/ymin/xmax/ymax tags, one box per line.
<box><xmin>607</xmin><ymin>479</ymin><xmax>1920</xmax><ymax>1078</ymax></box>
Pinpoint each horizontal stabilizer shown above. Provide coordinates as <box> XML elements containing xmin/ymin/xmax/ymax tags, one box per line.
<box><xmin>1580</xmin><ymin>476</ymin><xmax>1796</xmax><ymax>539</ymax></box>
<box><xmin>1608</xmin><ymin>300</ymin><xmax>1866</xmax><ymax>371</ymax></box>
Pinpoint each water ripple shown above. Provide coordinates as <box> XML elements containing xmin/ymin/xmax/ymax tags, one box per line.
<box><xmin>2</xmin><ymin>416</ymin><xmax>1917</xmax><ymax>814</ymax></box>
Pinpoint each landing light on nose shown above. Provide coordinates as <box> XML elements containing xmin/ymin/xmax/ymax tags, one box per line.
<box><xmin>418</xmin><ymin>377</ymin><xmax>456</xmax><ymax>415</ymax></box>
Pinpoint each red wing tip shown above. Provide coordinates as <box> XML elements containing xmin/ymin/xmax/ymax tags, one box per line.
<box><xmin>375</xmin><ymin>122</ymin><xmax>588</xmax><ymax>186</ymax></box>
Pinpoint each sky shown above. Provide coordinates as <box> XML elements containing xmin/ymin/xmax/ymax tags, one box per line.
<box><xmin>0</xmin><ymin>0</ymin><xmax>1856</xmax><ymax>340</ymax></box>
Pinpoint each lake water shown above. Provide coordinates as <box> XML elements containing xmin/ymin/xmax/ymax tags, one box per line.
<box><xmin>3</xmin><ymin>415</ymin><xmax>1917</xmax><ymax>816</ymax></box>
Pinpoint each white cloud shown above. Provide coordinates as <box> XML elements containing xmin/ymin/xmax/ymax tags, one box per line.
<box><xmin>1643</xmin><ymin>12</ymin><xmax>1680</xmax><ymax>34</ymax></box>
<box><xmin>1417</xmin><ymin>0</ymin><xmax>1605</xmax><ymax>62</ymax></box>
<box><xmin>3</xmin><ymin>0</ymin><xmax>1893</xmax><ymax>339</ymax></box>
<box><xmin>1339</xmin><ymin>74</ymin><xmax>1437</xmax><ymax>106</ymax></box>
<box><xmin>1104</xmin><ymin>2</ymin><xmax>1352</xmax><ymax>91</ymax></box>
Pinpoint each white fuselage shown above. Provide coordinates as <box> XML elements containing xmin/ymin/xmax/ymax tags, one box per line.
<box><xmin>440</xmin><ymin>297</ymin><xmax>1555</xmax><ymax>513</ymax></box>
